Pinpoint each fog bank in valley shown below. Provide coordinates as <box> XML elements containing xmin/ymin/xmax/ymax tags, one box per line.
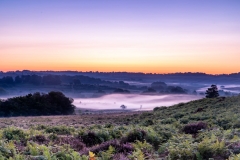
<box><xmin>73</xmin><ymin>94</ymin><xmax>202</xmax><ymax>110</ymax></box>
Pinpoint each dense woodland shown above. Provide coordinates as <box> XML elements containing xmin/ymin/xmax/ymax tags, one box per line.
<box><xmin>0</xmin><ymin>74</ymin><xmax>191</xmax><ymax>96</ymax></box>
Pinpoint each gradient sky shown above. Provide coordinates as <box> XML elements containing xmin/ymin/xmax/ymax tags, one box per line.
<box><xmin>1</xmin><ymin>0</ymin><xmax>240</xmax><ymax>74</ymax></box>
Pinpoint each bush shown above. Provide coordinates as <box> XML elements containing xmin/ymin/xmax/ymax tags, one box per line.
<box><xmin>197</xmin><ymin>138</ymin><xmax>227</xmax><ymax>159</ymax></box>
<box><xmin>122</xmin><ymin>129</ymin><xmax>147</xmax><ymax>143</ymax></box>
<box><xmin>109</xmin><ymin>129</ymin><xmax>123</xmax><ymax>139</ymax></box>
<box><xmin>153</xmin><ymin>106</ymin><xmax>167</xmax><ymax>112</ymax></box>
<box><xmin>180</xmin><ymin>117</ymin><xmax>189</xmax><ymax>124</ymax></box>
<box><xmin>48</xmin><ymin>133</ymin><xmax>59</xmax><ymax>141</ymax></box>
<box><xmin>82</xmin><ymin>140</ymin><xmax>133</xmax><ymax>155</ymax></box>
<box><xmin>173</xmin><ymin>113</ymin><xmax>184</xmax><ymax>119</ymax></box>
<box><xmin>32</xmin><ymin>135</ymin><xmax>48</xmax><ymax>144</ymax></box>
<box><xmin>143</xmin><ymin>119</ymin><xmax>154</xmax><ymax>126</ymax></box>
<box><xmin>145</xmin><ymin>133</ymin><xmax>161</xmax><ymax>150</ymax></box>
<box><xmin>161</xmin><ymin>118</ymin><xmax>176</xmax><ymax>124</ymax></box>
<box><xmin>45</xmin><ymin>126</ymin><xmax>75</xmax><ymax>135</ymax></box>
<box><xmin>80</xmin><ymin>131</ymin><xmax>102</xmax><ymax>147</ymax></box>
<box><xmin>3</xmin><ymin>127</ymin><xmax>27</xmax><ymax>141</ymax></box>
<box><xmin>182</xmin><ymin>121</ymin><xmax>207</xmax><ymax>134</ymax></box>
<box><xmin>217</xmin><ymin>118</ymin><xmax>233</xmax><ymax>130</ymax></box>
<box><xmin>233</xmin><ymin>120</ymin><xmax>240</xmax><ymax>129</ymax></box>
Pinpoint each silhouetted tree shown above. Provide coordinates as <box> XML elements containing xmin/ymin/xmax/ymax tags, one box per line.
<box><xmin>0</xmin><ymin>91</ymin><xmax>75</xmax><ymax>117</ymax></box>
<box><xmin>151</xmin><ymin>81</ymin><xmax>167</xmax><ymax>90</ymax></box>
<box><xmin>120</xmin><ymin>105</ymin><xmax>127</xmax><ymax>110</ymax></box>
<box><xmin>113</xmin><ymin>88</ymin><xmax>130</xmax><ymax>94</ymax></box>
<box><xmin>205</xmin><ymin>84</ymin><xmax>219</xmax><ymax>98</ymax></box>
<box><xmin>167</xmin><ymin>86</ymin><xmax>187</xmax><ymax>94</ymax></box>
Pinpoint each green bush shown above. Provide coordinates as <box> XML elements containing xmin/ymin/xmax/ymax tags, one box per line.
<box><xmin>161</xmin><ymin>118</ymin><xmax>176</xmax><ymax>124</ymax></box>
<box><xmin>180</xmin><ymin>117</ymin><xmax>189</xmax><ymax>124</ymax></box>
<box><xmin>3</xmin><ymin>127</ymin><xmax>27</xmax><ymax>141</ymax></box>
<box><xmin>45</xmin><ymin>126</ymin><xmax>75</xmax><ymax>135</ymax></box>
<box><xmin>122</xmin><ymin>129</ymin><xmax>147</xmax><ymax>143</ymax></box>
<box><xmin>143</xmin><ymin>119</ymin><xmax>154</xmax><ymax>126</ymax></box>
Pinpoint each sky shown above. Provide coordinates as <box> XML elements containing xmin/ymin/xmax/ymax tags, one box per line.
<box><xmin>0</xmin><ymin>0</ymin><xmax>240</xmax><ymax>74</ymax></box>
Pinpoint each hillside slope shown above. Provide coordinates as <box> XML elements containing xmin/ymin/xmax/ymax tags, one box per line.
<box><xmin>0</xmin><ymin>96</ymin><xmax>240</xmax><ymax>159</ymax></box>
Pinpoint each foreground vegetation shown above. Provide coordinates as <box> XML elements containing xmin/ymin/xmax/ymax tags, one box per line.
<box><xmin>0</xmin><ymin>95</ymin><xmax>240</xmax><ymax>159</ymax></box>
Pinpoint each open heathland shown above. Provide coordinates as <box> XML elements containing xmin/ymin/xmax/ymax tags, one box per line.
<box><xmin>0</xmin><ymin>96</ymin><xmax>240</xmax><ymax>159</ymax></box>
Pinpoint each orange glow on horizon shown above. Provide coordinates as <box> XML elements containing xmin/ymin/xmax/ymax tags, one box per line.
<box><xmin>1</xmin><ymin>1</ymin><xmax>240</xmax><ymax>75</ymax></box>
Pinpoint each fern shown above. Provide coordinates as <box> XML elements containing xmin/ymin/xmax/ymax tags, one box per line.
<box><xmin>211</xmin><ymin>139</ymin><xmax>225</xmax><ymax>154</ymax></box>
<box><xmin>99</xmin><ymin>145</ymin><xmax>115</xmax><ymax>160</ymax></box>
<box><xmin>79</xmin><ymin>155</ymin><xmax>89</xmax><ymax>160</ymax></box>
<box><xmin>195</xmin><ymin>151</ymin><xmax>203</xmax><ymax>160</ymax></box>
<box><xmin>14</xmin><ymin>154</ymin><xmax>25</xmax><ymax>160</ymax></box>
<box><xmin>71</xmin><ymin>151</ymin><xmax>81</xmax><ymax>160</ymax></box>
<box><xmin>133</xmin><ymin>140</ymin><xmax>153</xmax><ymax>152</ymax></box>
<box><xmin>129</xmin><ymin>148</ymin><xmax>145</xmax><ymax>160</ymax></box>
<box><xmin>27</xmin><ymin>142</ymin><xmax>39</xmax><ymax>156</ymax></box>
<box><xmin>228</xmin><ymin>154</ymin><xmax>240</xmax><ymax>160</ymax></box>
<box><xmin>39</xmin><ymin>145</ymin><xmax>51</xmax><ymax>160</ymax></box>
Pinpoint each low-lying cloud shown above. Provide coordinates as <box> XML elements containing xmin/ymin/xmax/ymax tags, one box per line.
<box><xmin>73</xmin><ymin>94</ymin><xmax>202</xmax><ymax>110</ymax></box>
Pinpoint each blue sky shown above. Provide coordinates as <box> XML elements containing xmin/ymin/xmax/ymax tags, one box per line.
<box><xmin>1</xmin><ymin>0</ymin><xmax>240</xmax><ymax>73</ymax></box>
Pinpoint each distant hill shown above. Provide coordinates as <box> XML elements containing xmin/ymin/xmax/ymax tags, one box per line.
<box><xmin>1</xmin><ymin>70</ymin><xmax>240</xmax><ymax>83</ymax></box>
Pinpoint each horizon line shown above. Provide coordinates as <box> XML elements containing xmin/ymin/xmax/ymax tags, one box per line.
<box><xmin>1</xmin><ymin>70</ymin><xmax>240</xmax><ymax>76</ymax></box>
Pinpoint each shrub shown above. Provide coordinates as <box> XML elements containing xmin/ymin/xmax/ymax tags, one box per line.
<box><xmin>35</xmin><ymin>125</ymin><xmax>47</xmax><ymax>130</ymax></box>
<box><xmin>180</xmin><ymin>117</ymin><xmax>189</xmax><ymax>124</ymax></box>
<box><xmin>122</xmin><ymin>129</ymin><xmax>146</xmax><ymax>143</ymax></box>
<box><xmin>133</xmin><ymin>140</ymin><xmax>153</xmax><ymax>153</ymax></box>
<box><xmin>197</xmin><ymin>138</ymin><xmax>227</xmax><ymax>159</ymax></box>
<box><xmin>3</xmin><ymin>128</ymin><xmax>27</xmax><ymax>141</ymax></box>
<box><xmin>173</xmin><ymin>113</ymin><xmax>185</xmax><ymax>119</ymax></box>
<box><xmin>217</xmin><ymin>118</ymin><xmax>233</xmax><ymax>130</ymax></box>
<box><xmin>153</xmin><ymin>107</ymin><xmax>167</xmax><ymax>112</ymax></box>
<box><xmin>81</xmin><ymin>140</ymin><xmax>133</xmax><ymax>155</ymax></box>
<box><xmin>32</xmin><ymin>135</ymin><xmax>48</xmax><ymax>144</ymax></box>
<box><xmin>233</xmin><ymin>120</ymin><xmax>240</xmax><ymax>129</ymax></box>
<box><xmin>48</xmin><ymin>133</ymin><xmax>59</xmax><ymax>141</ymax></box>
<box><xmin>109</xmin><ymin>129</ymin><xmax>123</xmax><ymax>139</ymax></box>
<box><xmin>104</xmin><ymin>123</ymin><xmax>113</xmax><ymax>128</ymax></box>
<box><xmin>168</xmin><ymin>135</ymin><xmax>197</xmax><ymax>160</ymax></box>
<box><xmin>182</xmin><ymin>121</ymin><xmax>207</xmax><ymax>134</ymax></box>
<box><xmin>161</xmin><ymin>118</ymin><xmax>176</xmax><ymax>124</ymax></box>
<box><xmin>45</xmin><ymin>126</ymin><xmax>74</xmax><ymax>135</ymax></box>
<box><xmin>140</xmin><ymin>112</ymin><xmax>153</xmax><ymax>119</ymax></box>
<box><xmin>113</xmin><ymin>153</ymin><xmax>129</xmax><ymax>160</ymax></box>
<box><xmin>80</xmin><ymin>132</ymin><xmax>102</xmax><ymax>147</ymax></box>
<box><xmin>143</xmin><ymin>119</ymin><xmax>154</xmax><ymax>126</ymax></box>
<box><xmin>96</xmin><ymin>130</ymin><xmax>111</xmax><ymax>142</ymax></box>
<box><xmin>54</xmin><ymin>137</ymin><xmax>86</xmax><ymax>151</ymax></box>
<box><xmin>145</xmin><ymin>133</ymin><xmax>161</xmax><ymax>150</ymax></box>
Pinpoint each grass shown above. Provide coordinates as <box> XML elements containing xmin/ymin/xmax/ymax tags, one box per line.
<box><xmin>0</xmin><ymin>95</ymin><xmax>240</xmax><ymax>159</ymax></box>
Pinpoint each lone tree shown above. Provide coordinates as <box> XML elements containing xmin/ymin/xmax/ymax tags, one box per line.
<box><xmin>120</xmin><ymin>105</ymin><xmax>127</xmax><ymax>110</ymax></box>
<box><xmin>205</xmin><ymin>84</ymin><xmax>219</xmax><ymax>98</ymax></box>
